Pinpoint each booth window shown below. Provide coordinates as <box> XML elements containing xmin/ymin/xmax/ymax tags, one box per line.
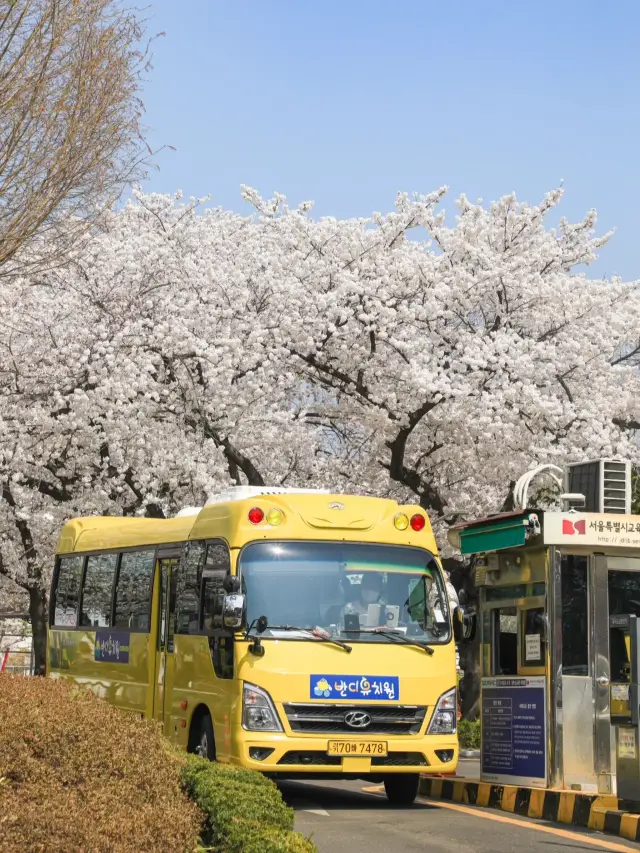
<box><xmin>561</xmin><ymin>555</ymin><xmax>588</xmax><ymax>676</ymax></box>
<box><xmin>522</xmin><ymin>607</ymin><xmax>546</xmax><ymax>666</ymax></box>
<box><xmin>608</xmin><ymin>571</ymin><xmax>640</xmax><ymax>683</ymax></box>
<box><xmin>486</xmin><ymin>585</ymin><xmax>526</xmax><ymax>601</ymax></box>
<box><xmin>608</xmin><ymin>571</ymin><xmax>640</xmax><ymax>619</ymax></box>
<box><xmin>492</xmin><ymin>607</ymin><xmax>518</xmax><ymax>675</ymax></box>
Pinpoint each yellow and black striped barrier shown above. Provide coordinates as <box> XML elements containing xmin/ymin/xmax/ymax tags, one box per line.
<box><xmin>419</xmin><ymin>777</ymin><xmax>640</xmax><ymax>842</ymax></box>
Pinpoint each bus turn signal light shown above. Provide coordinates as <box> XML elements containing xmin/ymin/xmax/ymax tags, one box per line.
<box><xmin>410</xmin><ymin>514</ymin><xmax>426</xmax><ymax>531</ymax></box>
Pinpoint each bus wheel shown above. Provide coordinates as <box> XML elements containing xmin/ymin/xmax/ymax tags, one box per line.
<box><xmin>190</xmin><ymin>713</ymin><xmax>215</xmax><ymax>761</ymax></box>
<box><xmin>383</xmin><ymin>774</ymin><xmax>419</xmax><ymax>806</ymax></box>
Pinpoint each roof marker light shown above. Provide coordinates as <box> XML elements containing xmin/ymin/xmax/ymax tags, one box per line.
<box><xmin>248</xmin><ymin>507</ymin><xmax>264</xmax><ymax>524</ymax></box>
<box><xmin>410</xmin><ymin>514</ymin><xmax>426</xmax><ymax>532</ymax></box>
<box><xmin>394</xmin><ymin>513</ymin><xmax>409</xmax><ymax>531</ymax></box>
<box><xmin>266</xmin><ymin>508</ymin><xmax>284</xmax><ymax>526</ymax></box>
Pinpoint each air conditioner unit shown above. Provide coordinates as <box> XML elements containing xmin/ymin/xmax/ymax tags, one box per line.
<box><xmin>565</xmin><ymin>459</ymin><xmax>631</xmax><ymax>515</ymax></box>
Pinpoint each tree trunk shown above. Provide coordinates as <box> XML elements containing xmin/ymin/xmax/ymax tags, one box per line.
<box><xmin>28</xmin><ymin>587</ymin><xmax>48</xmax><ymax>676</ymax></box>
<box><xmin>444</xmin><ymin>556</ymin><xmax>480</xmax><ymax>721</ymax></box>
<box><xmin>459</xmin><ymin>627</ymin><xmax>481</xmax><ymax>721</ymax></box>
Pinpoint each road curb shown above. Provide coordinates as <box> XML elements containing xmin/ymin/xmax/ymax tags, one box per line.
<box><xmin>419</xmin><ymin>777</ymin><xmax>640</xmax><ymax>842</ymax></box>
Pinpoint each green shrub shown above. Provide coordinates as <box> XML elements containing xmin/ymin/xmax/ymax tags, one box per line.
<box><xmin>0</xmin><ymin>674</ymin><xmax>201</xmax><ymax>853</ymax></box>
<box><xmin>182</xmin><ymin>755</ymin><xmax>316</xmax><ymax>853</ymax></box>
<box><xmin>458</xmin><ymin>718</ymin><xmax>481</xmax><ymax>750</ymax></box>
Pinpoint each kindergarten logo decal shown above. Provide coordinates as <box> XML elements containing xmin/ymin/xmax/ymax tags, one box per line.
<box><xmin>562</xmin><ymin>518</ymin><xmax>586</xmax><ymax>535</ymax></box>
<box><xmin>310</xmin><ymin>674</ymin><xmax>399</xmax><ymax>701</ymax></box>
<box><xmin>94</xmin><ymin>630</ymin><xmax>130</xmax><ymax>663</ymax></box>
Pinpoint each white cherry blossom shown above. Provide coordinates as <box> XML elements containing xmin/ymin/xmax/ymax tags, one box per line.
<box><xmin>1</xmin><ymin>185</ymin><xmax>638</xmax><ymax>671</ymax></box>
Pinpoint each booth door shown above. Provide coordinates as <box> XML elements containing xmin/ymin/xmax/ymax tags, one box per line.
<box><xmin>592</xmin><ymin>556</ymin><xmax>640</xmax><ymax>795</ymax></box>
<box><xmin>558</xmin><ymin>554</ymin><xmax>596</xmax><ymax>790</ymax></box>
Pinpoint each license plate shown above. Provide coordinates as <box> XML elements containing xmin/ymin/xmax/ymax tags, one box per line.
<box><xmin>327</xmin><ymin>740</ymin><xmax>388</xmax><ymax>756</ymax></box>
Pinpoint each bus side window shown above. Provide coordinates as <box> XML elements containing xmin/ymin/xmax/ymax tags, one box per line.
<box><xmin>79</xmin><ymin>554</ymin><xmax>118</xmax><ymax>628</ymax></box>
<box><xmin>175</xmin><ymin>541</ymin><xmax>205</xmax><ymax>635</ymax></box>
<box><xmin>167</xmin><ymin>568</ymin><xmax>178</xmax><ymax>653</ymax></box>
<box><xmin>52</xmin><ymin>555</ymin><xmax>84</xmax><ymax>628</ymax></box>
<box><xmin>113</xmin><ymin>550</ymin><xmax>155</xmax><ymax>632</ymax></box>
<box><xmin>201</xmin><ymin>541</ymin><xmax>231</xmax><ymax>634</ymax></box>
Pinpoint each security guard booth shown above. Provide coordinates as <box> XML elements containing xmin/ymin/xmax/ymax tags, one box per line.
<box><xmin>449</xmin><ymin>504</ymin><xmax>640</xmax><ymax>795</ymax></box>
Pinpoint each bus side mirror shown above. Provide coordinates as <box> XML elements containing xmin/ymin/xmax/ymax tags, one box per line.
<box><xmin>223</xmin><ymin>594</ymin><xmax>246</xmax><ymax>630</ymax></box>
<box><xmin>453</xmin><ymin>607</ymin><xmax>464</xmax><ymax>642</ymax></box>
<box><xmin>453</xmin><ymin>606</ymin><xmax>476</xmax><ymax>644</ymax></box>
<box><xmin>223</xmin><ymin>575</ymin><xmax>241</xmax><ymax>593</ymax></box>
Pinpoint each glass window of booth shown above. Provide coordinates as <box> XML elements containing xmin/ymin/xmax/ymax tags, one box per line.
<box><xmin>492</xmin><ymin>607</ymin><xmax>518</xmax><ymax>675</ymax></box>
<box><xmin>521</xmin><ymin>607</ymin><xmax>546</xmax><ymax>667</ymax></box>
<box><xmin>561</xmin><ymin>555</ymin><xmax>589</xmax><ymax>676</ymax></box>
<box><xmin>608</xmin><ymin>571</ymin><xmax>640</xmax><ymax>684</ymax></box>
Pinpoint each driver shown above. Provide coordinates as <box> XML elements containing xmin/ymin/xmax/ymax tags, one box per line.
<box><xmin>343</xmin><ymin>572</ymin><xmax>383</xmax><ymax>618</ymax></box>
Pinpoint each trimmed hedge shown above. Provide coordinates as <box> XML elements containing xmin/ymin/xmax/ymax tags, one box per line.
<box><xmin>0</xmin><ymin>674</ymin><xmax>201</xmax><ymax>853</ymax></box>
<box><xmin>458</xmin><ymin>718</ymin><xmax>480</xmax><ymax>750</ymax></box>
<box><xmin>0</xmin><ymin>674</ymin><xmax>316</xmax><ymax>852</ymax></box>
<box><xmin>182</xmin><ymin>755</ymin><xmax>316</xmax><ymax>853</ymax></box>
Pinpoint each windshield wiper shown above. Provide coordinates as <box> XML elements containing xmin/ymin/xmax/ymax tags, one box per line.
<box><xmin>342</xmin><ymin>627</ymin><xmax>434</xmax><ymax>655</ymax></box>
<box><xmin>259</xmin><ymin>624</ymin><xmax>352</xmax><ymax>653</ymax></box>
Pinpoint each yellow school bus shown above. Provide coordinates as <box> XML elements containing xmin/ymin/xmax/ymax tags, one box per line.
<box><xmin>47</xmin><ymin>487</ymin><xmax>463</xmax><ymax>804</ymax></box>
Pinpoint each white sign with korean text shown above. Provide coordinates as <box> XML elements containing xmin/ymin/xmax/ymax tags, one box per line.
<box><xmin>618</xmin><ymin>728</ymin><xmax>636</xmax><ymax>760</ymax></box>
<box><xmin>525</xmin><ymin>634</ymin><xmax>541</xmax><ymax>661</ymax></box>
<box><xmin>612</xmin><ymin>684</ymin><xmax>630</xmax><ymax>701</ymax></box>
<box><xmin>543</xmin><ymin>513</ymin><xmax>640</xmax><ymax>548</ymax></box>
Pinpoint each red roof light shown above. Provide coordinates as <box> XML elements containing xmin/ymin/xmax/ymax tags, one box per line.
<box><xmin>248</xmin><ymin>507</ymin><xmax>264</xmax><ymax>524</ymax></box>
<box><xmin>410</xmin><ymin>514</ymin><xmax>426</xmax><ymax>531</ymax></box>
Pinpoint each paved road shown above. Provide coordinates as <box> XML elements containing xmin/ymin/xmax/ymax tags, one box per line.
<box><xmin>283</xmin><ymin>779</ymin><xmax>640</xmax><ymax>853</ymax></box>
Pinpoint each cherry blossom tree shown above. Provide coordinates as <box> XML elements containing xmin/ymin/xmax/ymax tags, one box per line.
<box><xmin>0</xmin><ymin>191</ymin><xmax>326</xmax><ymax>669</ymax></box>
<box><xmin>267</xmin><ymin>187</ymin><xmax>640</xmax><ymax>537</ymax></box>
<box><xmin>2</xmin><ymin>185</ymin><xmax>639</xmax><ymax>675</ymax></box>
<box><xmin>260</xmin><ymin>185</ymin><xmax>640</xmax><ymax>719</ymax></box>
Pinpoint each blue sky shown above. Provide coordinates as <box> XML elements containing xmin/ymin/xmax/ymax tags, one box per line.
<box><xmin>142</xmin><ymin>1</ymin><xmax>639</xmax><ymax>279</ymax></box>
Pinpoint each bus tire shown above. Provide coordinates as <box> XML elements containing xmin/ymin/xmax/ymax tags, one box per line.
<box><xmin>189</xmin><ymin>711</ymin><xmax>215</xmax><ymax>761</ymax></box>
<box><xmin>383</xmin><ymin>774</ymin><xmax>419</xmax><ymax>806</ymax></box>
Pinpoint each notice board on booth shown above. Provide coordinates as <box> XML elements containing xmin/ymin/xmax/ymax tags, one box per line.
<box><xmin>481</xmin><ymin>676</ymin><xmax>547</xmax><ymax>788</ymax></box>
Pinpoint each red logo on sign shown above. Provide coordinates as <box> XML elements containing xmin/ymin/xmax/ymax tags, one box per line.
<box><xmin>562</xmin><ymin>519</ymin><xmax>586</xmax><ymax>535</ymax></box>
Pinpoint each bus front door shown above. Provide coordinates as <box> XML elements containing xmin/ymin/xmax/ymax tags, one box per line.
<box><xmin>153</xmin><ymin>558</ymin><xmax>178</xmax><ymax>739</ymax></box>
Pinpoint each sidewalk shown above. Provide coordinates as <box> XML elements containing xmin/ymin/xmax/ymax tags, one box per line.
<box><xmin>420</xmin><ymin>770</ymin><xmax>640</xmax><ymax>843</ymax></box>
<box><xmin>456</xmin><ymin>756</ymin><xmax>480</xmax><ymax>778</ymax></box>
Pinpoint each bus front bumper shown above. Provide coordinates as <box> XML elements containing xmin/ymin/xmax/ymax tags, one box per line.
<box><xmin>232</xmin><ymin>731</ymin><xmax>459</xmax><ymax>777</ymax></box>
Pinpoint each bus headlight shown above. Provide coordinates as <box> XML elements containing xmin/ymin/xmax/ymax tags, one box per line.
<box><xmin>428</xmin><ymin>687</ymin><xmax>457</xmax><ymax>734</ymax></box>
<box><xmin>242</xmin><ymin>682</ymin><xmax>283</xmax><ymax>732</ymax></box>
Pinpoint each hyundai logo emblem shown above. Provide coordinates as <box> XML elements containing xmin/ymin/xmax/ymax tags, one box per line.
<box><xmin>344</xmin><ymin>711</ymin><xmax>371</xmax><ymax>729</ymax></box>
<box><xmin>328</xmin><ymin>501</ymin><xmax>344</xmax><ymax>510</ymax></box>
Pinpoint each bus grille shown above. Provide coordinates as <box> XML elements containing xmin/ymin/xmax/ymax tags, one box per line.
<box><xmin>277</xmin><ymin>751</ymin><xmax>427</xmax><ymax>767</ymax></box>
<box><xmin>283</xmin><ymin>703</ymin><xmax>427</xmax><ymax>735</ymax></box>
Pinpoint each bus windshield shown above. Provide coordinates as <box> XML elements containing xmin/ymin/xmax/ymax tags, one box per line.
<box><xmin>240</xmin><ymin>541</ymin><xmax>452</xmax><ymax>644</ymax></box>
